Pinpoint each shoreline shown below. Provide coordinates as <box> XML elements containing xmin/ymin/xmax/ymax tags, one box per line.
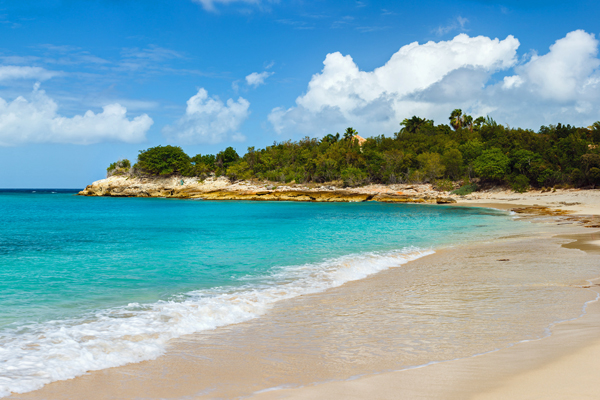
<box><xmin>8</xmin><ymin>204</ymin><xmax>600</xmax><ymax>399</ymax></box>
<box><xmin>249</xmin><ymin>206</ymin><xmax>600</xmax><ymax>400</ymax></box>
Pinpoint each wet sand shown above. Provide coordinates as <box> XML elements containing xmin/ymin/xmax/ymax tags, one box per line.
<box><xmin>253</xmin><ymin>280</ymin><xmax>600</xmax><ymax>400</ymax></box>
<box><xmin>252</xmin><ymin>217</ymin><xmax>600</xmax><ymax>400</ymax></box>
<box><xmin>9</xmin><ymin>218</ymin><xmax>600</xmax><ymax>399</ymax></box>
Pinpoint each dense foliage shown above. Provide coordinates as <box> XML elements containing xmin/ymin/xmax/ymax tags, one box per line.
<box><xmin>110</xmin><ymin>109</ymin><xmax>600</xmax><ymax>190</ymax></box>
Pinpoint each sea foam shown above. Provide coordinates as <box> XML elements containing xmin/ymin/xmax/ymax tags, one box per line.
<box><xmin>0</xmin><ymin>247</ymin><xmax>432</xmax><ymax>397</ymax></box>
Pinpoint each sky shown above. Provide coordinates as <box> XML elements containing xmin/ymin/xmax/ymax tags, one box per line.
<box><xmin>1</xmin><ymin>0</ymin><xmax>600</xmax><ymax>188</ymax></box>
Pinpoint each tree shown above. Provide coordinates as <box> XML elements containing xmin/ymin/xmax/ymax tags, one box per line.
<box><xmin>459</xmin><ymin>139</ymin><xmax>484</xmax><ymax>164</ymax></box>
<box><xmin>322</xmin><ymin>133</ymin><xmax>340</xmax><ymax>144</ymax></box>
<box><xmin>135</xmin><ymin>145</ymin><xmax>191</xmax><ymax>176</ymax></box>
<box><xmin>442</xmin><ymin>149</ymin><xmax>463</xmax><ymax>179</ymax></box>
<box><xmin>449</xmin><ymin>109</ymin><xmax>463</xmax><ymax>130</ymax></box>
<box><xmin>216</xmin><ymin>147</ymin><xmax>240</xmax><ymax>169</ymax></box>
<box><xmin>463</xmin><ymin>115</ymin><xmax>474</xmax><ymax>132</ymax></box>
<box><xmin>343</xmin><ymin>127</ymin><xmax>357</xmax><ymax>141</ymax></box>
<box><xmin>399</xmin><ymin>116</ymin><xmax>432</xmax><ymax>135</ymax></box>
<box><xmin>473</xmin><ymin>148</ymin><xmax>510</xmax><ymax>181</ymax></box>
<box><xmin>416</xmin><ymin>152</ymin><xmax>445</xmax><ymax>181</ymax></box>
<box><xmin>191</xmin><ymin>154</ymin><xmax>216</xmax><ymax>170</ymax></box>
<box><xmin>511</xmin><ymin>174</ymin><xmax>530</xmax><ymax>193</ymax></box>
<box><xmin>473</xmin><ymin>116</ymin><xmax>486</xmax><ymax>130</ymax></box>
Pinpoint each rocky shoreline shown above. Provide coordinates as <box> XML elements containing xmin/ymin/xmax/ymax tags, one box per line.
<box><xmin>78</xmin><ymin>175</ymin><xmax>457</xmax><ymax>204</ymax></box>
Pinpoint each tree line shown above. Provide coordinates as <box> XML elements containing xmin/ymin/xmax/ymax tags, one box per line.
<box><xmin>107</xmin><ymin>109</ymin><xmax>600</xmax><ymax>192</ymax></box>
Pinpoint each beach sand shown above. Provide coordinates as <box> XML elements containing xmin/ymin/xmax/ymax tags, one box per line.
<box><xmin>8</xmin><ymin>192</ymin><xmax>600</xmax><ymax>400</ymax></box>
<box><xmin>457</xmin><ymin>187</ymin><xmax>600</xmax><ymax>216</ymax></box>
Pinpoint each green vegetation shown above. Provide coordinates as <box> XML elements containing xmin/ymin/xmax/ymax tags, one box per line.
<box><xmin>451</xmin><ymin>183</ymin><xmax>478</xmax><ymax>196</ymax></box>
<box><xmin>106</xmin><ymin>159</ymin><xmax>131</xmax><ymax>176</ymax></box>
<box><xmin>109</xmin><ymin>111</ymin><xmax>600</xmax><ymax>192</ymax></box>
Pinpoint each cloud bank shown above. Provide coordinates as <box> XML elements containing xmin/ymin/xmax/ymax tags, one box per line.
<box><xmin>0</xmin><ymin>84</ymin><xmax>153</xmax><ymax>146</ymax></box>
<box><xmin>162</xmin><ymin>88</ymin><xmax>250</xmax><ymax>144</ymax></box>
<box><xmin>269</xmin><ymin>30</ymin><xmax>600</xmax><ymax>137</ymax></box>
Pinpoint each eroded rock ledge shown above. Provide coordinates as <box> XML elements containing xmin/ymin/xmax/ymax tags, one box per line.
<box><xmin>78</xmin><ymin>176</ymin><xmax>457</xmax><ymax>204</ymax></box>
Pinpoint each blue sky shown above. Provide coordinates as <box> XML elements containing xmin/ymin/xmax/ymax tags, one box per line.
<box><xmin>1</xmin><ymin>0</ymin><xmax>599</xmax><ymax>188</ymax></box>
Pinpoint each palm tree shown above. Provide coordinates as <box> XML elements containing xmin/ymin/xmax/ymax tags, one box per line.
<box><xmin>449</xmin><ymin>109</ymin><xmax>463</xmax><ymax>130</ymax></box>
<box><xmin>473</xmin><ymin>116</ymin><xmax>486</xmax><ymax>130</ymax></box>
<box><xmin>399</xmin><ymin>116</ymin><xmax>431</xmax><ymax>136</ymax></box>
<box><xmin>343</xmin><ymin>127</ymin><xmax>357</xmax><ymax>141</ymax></box>
<box><xmin>463</xmin><ymin>115</ymin><xmax>474</xmax><ymax>132</ymax></box>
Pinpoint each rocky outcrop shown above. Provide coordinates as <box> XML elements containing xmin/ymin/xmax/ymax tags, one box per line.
<box><xmin>78</xmin><ymin>176</ymin><xmax>458</xmax><ymax>204</ymax></box>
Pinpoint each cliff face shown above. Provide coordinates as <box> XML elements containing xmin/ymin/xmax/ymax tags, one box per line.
<box><xmin>78</xmin><ymin>176</ymin><xmax>457</xmax><ymax>204</ymax></box>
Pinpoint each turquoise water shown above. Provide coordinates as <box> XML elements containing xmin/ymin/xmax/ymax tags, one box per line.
<box><xmin>0</xmin><ymin>190</ymin><xmax>520</xmax><ymax>396</ymax></box>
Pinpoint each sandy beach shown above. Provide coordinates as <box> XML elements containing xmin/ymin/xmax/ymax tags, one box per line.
<box><xmin>253</xmin><ymin>190</ymin><xmax>600</xmax><ymax>400</ymax></box>
<box><xmin>7</xmin><ymin>190</ymin><xmax>600</xmax><ymax>400</ymax></box>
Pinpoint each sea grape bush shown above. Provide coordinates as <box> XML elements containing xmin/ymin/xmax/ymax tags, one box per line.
<box><xmin>108</xmin><ymin>111</ymin><xmax>600</xmax><ymax>190</ymax></box>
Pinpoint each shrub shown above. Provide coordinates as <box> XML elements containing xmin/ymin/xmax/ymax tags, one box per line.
<box><xmin>511</xmin><ymin>174</ymin><xmax>530</xmax><ymax>193</ymax></box>
<box><xmin>570</xmin><ymin>168</ymin><xmax>583</xmax><ymax>184</ymax></box>
<box><xmin>434</xmin><ymin>179</ymin><xmax>454</xmax><ymax>192</ymax></box>
<box><xmin>341</xmin><ymin>167</ymin><xmax>367</xmax><ymax>187</ymax></box>
<box><xmin>106</xmin><ymin>159</ymin><xmax>131</xmax><ymax>177</ymax></box>
<box><xmin>590</xmin><ymin>167</ymin><xmax>600</xmax><ymax>185</ymax></box>
<box><xmin>451</xmin><ymin>183</ymin><xmax>478</xmax><ymax>196</ymax></box>
<box><xmin>226</xmin><ymin>161</ymin><xmax>252</xmax><ymax>181</ymax></box>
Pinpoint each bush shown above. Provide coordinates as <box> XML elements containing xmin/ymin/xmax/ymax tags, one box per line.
<box><xmin>341</xmin><ymin>167</ymin><xmax>367</xmax><ymax>187</ymax></box>
<box><xmin>434</xmin><ymin>179</ymin><xmax>454</xmax><ymax>192</ymax></box>
<box><xmin>570</xmin><ymin>168</ymin><xmax>583</xmax><ymax>184</ymax></box>
<box><xmin>135</xmin><ymin>146</ymin><xmax>192</xmax><ymax>176</ymax></box>
<box><xmin>511</xmin><ymin>174</ymin><xmax>530</xmax><ymax>193</ymax></box>
<box><xmin>106</xmin><ymin>159</ymin><xmax>131</xmax><ymax>177</ymax></box>
<box><xmin>590</xmin><ymin>167</ymin><xmax>600</xmax><ymax>185</ymax></box>
<box><xmin>226</xmin><ymin>161</ymin><xmax>253</xmax><ymax>181</ymax></box>
<box><xmin>451</xmin><ymin>183</ymin><xmax>478</xmax><ymax>196</ymax></box>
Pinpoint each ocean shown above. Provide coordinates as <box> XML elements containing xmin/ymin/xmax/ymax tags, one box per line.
<box><xmin>0</xmin><ymin>190</ymin><xmax>589</xmax><ymax>397</ymax></box>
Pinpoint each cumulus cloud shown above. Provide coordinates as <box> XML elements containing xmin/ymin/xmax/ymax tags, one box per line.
<box><xmin>0</xmin><ymin>66</ymin><xmax>59</xmax><ymax>81</ymax></box>
<box><xmin>0</xmin><ymin>84</ymin><xmax>153</xmax><ymax>146</ymax></box>
<box><xmin>269</xmin><ymin>33</ymin><xmax>519</xmax><ymax>136</ymax></box>
<box><xmin>269</xmin><ymin>30</ymin><xmax>600</xmax><ymax>136</ymax></box>
<box><xmin>162</xmin><ymin>88</ymin><xmax>250</xmax><ymax>144</ymax></box>
<box><xmin>245</xmin><ymin>71</ymin><xmax>274</xmax><ymax>87</ymax></box>
<box><xmin>514</xmin><ymin>30</ymin><xmax>600</xmax><ymax>101</ymax></box>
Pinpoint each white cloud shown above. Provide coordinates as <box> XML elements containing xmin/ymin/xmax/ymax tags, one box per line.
<box><xmin>0</xmin><ymin>66</ymin><xmax>59</xmax><ymax>81</ymax></box>
<box><xmin>0</xmin><ymin>84</ymin><xmax>153</xmax><ymax>146</ymax></box>
<box><xmin>269</xmin><ymin>33</ymin><xmax>519</xmax><ymax>136</ymax></box>
<box><xmin>162</xmin><ymin>88</ymin><xmax>250</xmax><ymax>144</ymax></box>
<box><xmin>269</xmin><ymin>30</ymin><xmax>600</xmax><ymax>135</ymax></box>
<box><xmin>514</xmin><ymin>30</ymin><xmax>599</xmax><ymax>101</ymax></box>
<box><xmin>245</xmin><ymin>71</ymin><xmax>274</xmax><ymax>87</ymax></box>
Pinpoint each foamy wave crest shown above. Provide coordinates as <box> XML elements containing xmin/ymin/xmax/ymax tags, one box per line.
<box><xmin>0</xmin><ymin>248</ymin><xmax>433</xmax><ymax>397</ymax></box>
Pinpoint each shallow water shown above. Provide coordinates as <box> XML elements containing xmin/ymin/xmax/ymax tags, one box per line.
<box><xmin>0</xmin><ymin>190</ymin><xmax>566</xmax><ymax>396</ymax></box>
